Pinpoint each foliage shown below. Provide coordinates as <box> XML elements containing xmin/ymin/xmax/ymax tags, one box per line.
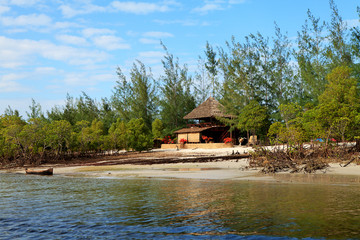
<box><xmin>179</xmin><ymin>138</ymin><xmax>187</xmax><ymax>144</ymax></box>
<box><xmin>112</xmin><ymin>61</ymin><xmax>158</xmax><ymax>130</ymax></box>
<box><xmin>237</xmin><ymin>100</ymin><xmax>268</xmax><ymax>139</ymax></box>
<box><xmin>126</xmin><ymin>118</ymin><xmax>152</xmax><ymax>151</ymax></box>
<box><xmin>152</xmin><ymin>119</ymin><xmax>164</xmax><ymax>139</ymax></box>
<box><xmin>159</xmin><ymin>42</ymin><xmax>196</xmax><ymax>134</ymax></box>
<box><xmin>223</xmin><ymin>137</ymin><xmax>232</xmax><ymax>143</ymax></box>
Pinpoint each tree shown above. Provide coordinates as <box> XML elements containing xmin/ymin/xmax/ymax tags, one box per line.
<box><xmin>0</xmin><ymin>115</ymin><xmax>26</xmax><ymax>164</ymax></box>
<box><xmin>295</xmin><ymin>9</ymin><xmax>327</xmax><ymax>105</ymax></box>
<box><xmin>326</xmin><ymin>0</ymin><xmax>352</xmax><ymax>68</ymax></box>
<box><xmin>126</xmin><ymin>118</ymin><xmax>152</xmax><ymax>151</ymax></box>
<box><xmin>19</xmin><ymin>118</ymin><xmax>48</xmax><ymax>161</ymax></box>
<box><xmin>152</xmin><ymin>118</ymin><xmax>164</xmax><ymax>139</ymax></box>
<box><xmin>194</xmin><ymin>56</ymin><xmax>211</xmax><ymax>104</ymax></box>
<box><xmin>99</xmin><ymin>97</ymin><xmax>116</xmax><ymax>134</ymax></box>
<box><xmin>271</xmin><ymin>23</ymin><xmax>295</xmax><ymax>111</ymax></box>
<box><xmin>279</xmin><ymin>103</ymin><xmax>302</xmax><ymax>129</ymax></box>
<box><xmin>237</xmin><ymin>100</ymin><xmax>268</xmax><ymax>141</ymax></box>
<box><xmin>315</xmin><ymin>66</ymin><xmax>359</xmax><ymax>143</ymax></box>
<box><xmin>350</xmin><ymin>6</ymin><xmax>360</xmax><ymax>79</ymax></box>
<box><xmin>250</xmin><ymin>32</ymin><xmax>274</xmax><ymax>109</ymax></box>
<box><xmin>204</xmin><ymin>41</ymin><xmax>219</xmax><ymax>98</ymax></box>
<box><xmin>76</xmin><ymin>92</ymin><xmax>100</xmax><ymax>123</ymax></box>
<box><xmin>159</xmin><ymin>43</ymin><xmax>196</xmax><ymax>133</ymax></box>
<box><xmin>220</xmin><ymin>36</ymin><xmax>261</xmax><ymax>117</ymax></box>
<box><xmin>4</xmin><ymin>106</ymin><xmax>20</xmax><ymax>117</ymax></box>
<box><xmin>112</xmin><ymin>60</ymin><xmax>157</xmax><ymax>130</ymax></box>
<box><xmin>26</xmin><ymin>99</ymin><xmax>43</xmax><ymax>120</ymax></box>
<box><xmin>107</xmin><ymin>118</ymin><xmax>128</xmax><ymax>151</ymax></box>
<box><xmin>46</xmin><ymin>120</ymin><xmax>72</xmax><ymax>157</ymax></box>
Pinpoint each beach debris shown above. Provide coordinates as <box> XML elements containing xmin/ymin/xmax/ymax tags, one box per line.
<box><xmin>81</xmin><ymin>154</ymin><xmax>250</xmax><ymax>166</ymax></box>
<box><xmin>248</xmin><ymin>145</ymin><xmax>356</xmax><ymax>174</ymax></box>
<box><xmin>341</xmin><ymin>155</ymin><xmax>359</xmax><ymax>167</ymax></box>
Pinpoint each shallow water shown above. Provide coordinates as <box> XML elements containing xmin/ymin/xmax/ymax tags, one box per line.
<box><xmin>1</xmin><ymin>173</ymin><xmax>360</xmax><ymax>239</ymax></box>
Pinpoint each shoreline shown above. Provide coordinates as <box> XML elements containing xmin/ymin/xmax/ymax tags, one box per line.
<box><xmin>2</xmin><ymin>146</ymin><xmax>360</xmax><ymax>184</ymax></box>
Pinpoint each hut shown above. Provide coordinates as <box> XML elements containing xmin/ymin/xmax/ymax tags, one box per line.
<box><xmin>174</xmin><ymin>97</ymin><xmax>237</xmax><ymax>144</ymax></box>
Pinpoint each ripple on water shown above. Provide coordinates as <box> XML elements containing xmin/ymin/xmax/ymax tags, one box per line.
<box><xmin>1</xmin><ymin>173</ymin><xmax>360</xmax><ymax>239</ymax></box>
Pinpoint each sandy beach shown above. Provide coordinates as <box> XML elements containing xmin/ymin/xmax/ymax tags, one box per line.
<box><xmin>2</xmin><ymin>145</ymin><xmax>360</xmax><ymax>183</ymax></box>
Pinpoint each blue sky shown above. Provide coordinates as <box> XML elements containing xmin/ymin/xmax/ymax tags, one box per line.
<box><xmin>0</xmin><ymin>0</ymin><xmax>359</xmax><ymax>117</ymax></box>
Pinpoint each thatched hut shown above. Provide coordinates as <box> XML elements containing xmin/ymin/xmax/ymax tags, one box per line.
<box><xmin>174</xmin><ymin>97</ymin><xmax>238</xmax><ymax>144</ymax></box>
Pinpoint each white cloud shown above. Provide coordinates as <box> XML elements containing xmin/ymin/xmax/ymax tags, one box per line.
<box><xmin>137</xmin><ymin>51</ymin><xmax>164</xmax><ymax>64</ymax></box>
<box><xmin>92</xmin><ymin>35</ymin><xmax>131</xmax><ymax>50</ymax></box>
<box><xmin>53</xmin><ymin>21</ymin><xmax>82</xmax><ymax>29</ymax></box>
<box><xmin>143</xmin><ymin>31</ymin><xmax>174</xmax><ymax>38</ymax></box>
<box><xmin>1</xmin><ymin>13</ymin><xmax>52</xmax><ymax>26</ymax></box>
<box><xmin>192</xmin><ymin>0</ymin><xmax>245</xmax><ymax>15</ymax></box>
<box><xmin>110</xmin><ymin>1</ymin><xmax>170</xmax><ymax>14</ymax></box>
<box><xmin>59</xmin><ymin>3</ymin><xmax>106</xmax><ymax>18</ymax></box>
<box><xmin>82</xmin><ymin>28</ymin><xmax>115</xmax><ymax>37</ymax></box>
<box><xmin>192</xmin><ymin>3</ymin><xmax>223</xmax><ymax>15</ymax></box>
<box><xmin>0</xmin><ymin>36</ymin><xmax>109</xmax><ymax>68</ymax></box>
<box><xmin>139</xmin><ymin>51</ymin><xmax>164</xmax><ymax>58</ymax></box>
<box><xmin>0</xmin><ymin>5</ymin><xmax>10</xmax><ymax>14</ymax></box>
<box><xmin>34</xmin><ymin>67</ymin><xmax>58</xmax><ymax>75</ymax></box>
<box><xmin>154</xmin><ymin>19</ymin><xmax>210</xmax><ymax>26</ymax></box>
<box><xmin>63</xmin><ymin>73</ymin><xmax>115</xmax><ymax>86</ymax></box>
<box><xmin>9</xmin><ymin>0</ymin><xmax>40</xmax><ymax>6</ymax></box>
<box><xmin>228</xmin><ymin>0</ymin><xmax>246</xmax><ymax>4</ymax></box>
<box><xmin>0</xmin><ymin>73</ymin><xmax>27</xmax><ymax>93</ymax></box>
<box><xmin>139</xmin><ymin>38</ymin><xmax>160</xmax><ymax>44</ymax></box>
<box><xmin>346</xmin><ymin>19</ymin><xmax>360</xmax><ymax>28</ymax></box>
<box><xmin>56</xmin><ymin>34</ymin><xmax>88</xmax><ymax>46</ymax></box>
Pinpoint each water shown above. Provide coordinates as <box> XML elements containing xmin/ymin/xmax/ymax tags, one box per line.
<box><xmin>1</xmin><ymin>174</ymin><xmax>360</xmax><ymax>239</ymax></box>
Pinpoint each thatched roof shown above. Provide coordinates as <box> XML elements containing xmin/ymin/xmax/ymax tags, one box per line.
<box><xmin>174</xmin><ymin>126</ymin><xmax>212</xmax><ymax>134</ymax></box>
<box><xmin>183</xmin><ymin>97</ymin><xmax>233</xmax><ymax>120</ymax></box>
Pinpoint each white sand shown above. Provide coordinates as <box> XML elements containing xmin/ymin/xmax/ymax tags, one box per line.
<box><xmin>2</xmin><ymin>146</ymin><xmax>360</xmax><ymax>182</ymax></box>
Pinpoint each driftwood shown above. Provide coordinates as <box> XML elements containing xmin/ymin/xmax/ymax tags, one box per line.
<box><xmin>250</xmin><ymin>146</ymin><xmax>336</xmax><ymax>174</ymax></box>
<box><xmin>83</xmin><ymin>154</ymin><xmax>250</xmax><ymax>166</ymax></box>
<box><xmin>25</xmin><ymin>167</ymin><xmax>53</xmax><ymax>175</ymax></box>
<box><xmin>341</xmin><ymin>155</ymin><xmax>359</xmax><ymax>167</ymax></box>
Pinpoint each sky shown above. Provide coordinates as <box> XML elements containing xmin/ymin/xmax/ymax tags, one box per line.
<box><xmin>0</xmin><ymin>0</ymin><xmax>359</xmax><ymax>117</ymax></box>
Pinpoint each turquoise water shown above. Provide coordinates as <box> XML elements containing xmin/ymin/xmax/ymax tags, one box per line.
<box><xmin>1</xmin><ymin>173</ymin><xmax>360</xmax><ymax>239</ymax></box>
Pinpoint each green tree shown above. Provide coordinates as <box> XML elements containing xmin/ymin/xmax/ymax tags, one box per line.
<box><xmin>316</xmin><ymin>66</ymin><xmax>359</xmax><ymax>143</ymax></box>
<box><xmin>107</xmin><ymin>118</ymin><xmax>128</xmax><ymax>151</ymax></box>
<box><xmin>46</xmin><ymin>120</ymin><xmax>72</xmax><ymax>157</ymax></box>
<box><xmin>295</xmin><ymin>9</ymin><xmax>327</xmax><ymax>105</ymax></box>
<box><xmin>326</xmin><ymin>0</ymin><xmax>352</xmax><ymax>68</ymax></box>
<box><xmin>152</xmin><ymin>118</ymin><xmax>164</xmax><ymax>139</ymax></box>
<box><xmin>0</xmin><ymin>115</ymin><xmax>26</xmax><ymax>164</ymax></box>
<box><xmin>194</xmin><ymin>56</ymin><xmax>211</xmax><ymax>104</ymax></box>
<box><xmin>159</xmin><ymin>43</ymin><xmax>196</xmax><ymax>133</ymax></box>
<box><xmin>204</xmin><ymin>41</ymin><xmax>219</xmax><ymax>98</ymax></box>
<box><xmin>126</xmin><ymin>118</ymin><xmax>152</xmax><ymax>151</ymax></box>
<box><xmin>271</xmin><ymin>23</ymin><xmax>295</xmax><ymax>111</ymax></box>
<box><xmin>279</xmin><ymin>103</ymin><xmax>302</xmax><ymax>129</ymax></box>
<box><xmin>237</xmin><ymin>100</ymin><xmax>268</xmax><ymax>142</ymax></box>
<box><xmin>112</xmin><ymin>60</ymin><xmax>157</xmax><ymax>130</ymax></box>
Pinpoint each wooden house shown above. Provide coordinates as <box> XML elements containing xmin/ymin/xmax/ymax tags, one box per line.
<box><xmin>174</xmin><ymin>97</ymin><xmax>238</xmax><ymax>144</ymax></box>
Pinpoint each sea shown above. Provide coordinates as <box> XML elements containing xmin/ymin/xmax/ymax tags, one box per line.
<box><xmin>1</xmin><ymin>173</ymin><xmax>360</xmax><ymax>239</ymax></box>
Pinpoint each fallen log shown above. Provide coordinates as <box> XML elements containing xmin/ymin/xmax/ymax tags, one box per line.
<box><xmin>342</xmin><ymin>156</ymin><xmax>358</xmax><ymax>167</ymax></box>
<box><xmin>25</xmin><ymin>167</ymin><xmax>53</xmax><ymax>175</ymax></box>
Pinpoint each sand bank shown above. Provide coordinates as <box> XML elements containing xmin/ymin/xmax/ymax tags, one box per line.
<box><xmin>2</xmin><ymin>146</ymin><xmax>360</xmax><ymax>183</ymax></box>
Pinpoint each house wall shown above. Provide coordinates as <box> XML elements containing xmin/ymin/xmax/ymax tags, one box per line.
<box><xmin>177</xmin><ymin>133</ymin><xmax>200</xmax><ymax>143</ymax></box>
<box><xmin>161</xmin><ymin>143</ymin><xmax>234</xmax><ymax>149</ymax></box>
